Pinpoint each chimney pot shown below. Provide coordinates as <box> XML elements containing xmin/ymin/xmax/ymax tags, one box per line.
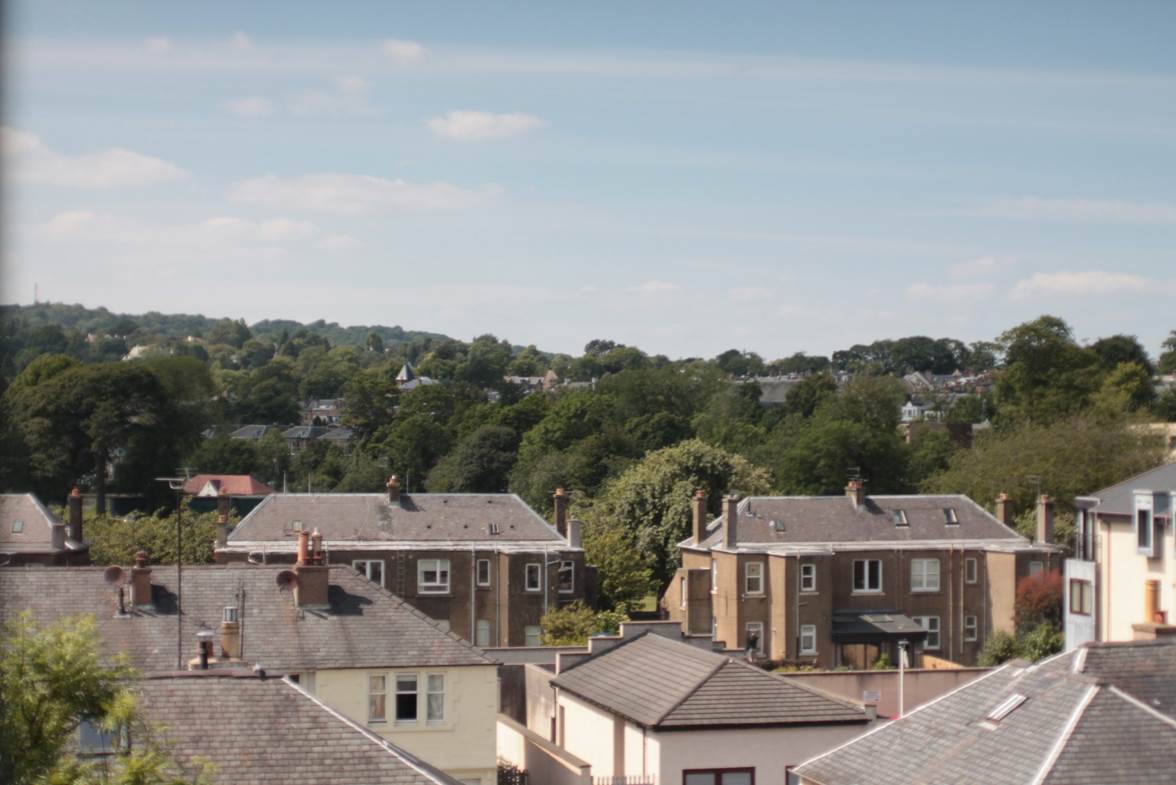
<box><xmin>995</xmin><ymin>493</ymin><xmax>1013</xmax><ymax>526</ymax></box>
<box><xmin>723</xmin><ymin>495</ymin><xmax>739</xmax><ymax>549</ymax></box>
<box><xmin>130</xmin><ymin>551</ymin><xmax>153</xmax><ymax>608</ymax></box>
<box><xmin>310</xmin><ymin>527</ymin><xmax>324</xmax><ymax>564</ymax></box>
<box><xmin>692</xmin><ymin>490</ymin><xmax>708</xmax><ymax>545</ymax></box>
<box><xmin>553</xmin><ymin>487</ymin><xmax>569</xmax><ymax>538</ymax></box>
<box><xmin>67</xmin><ymin>487</ymin><xmax>83</xmax><ymax>543</ymax></box>
<box><xmin>1035</xmin><ymin>494</ymin><xmax>1054</xmax><ymax>544</ymax></box>
<box><xmin>296</xmin><ymin>529</ymin><xmax>310</xmax><ymax>566</ymax></box>
<box><xmin>387</xmin><ymin>475</ymin><xmax>401</xmax><ymax>503</ymax></box>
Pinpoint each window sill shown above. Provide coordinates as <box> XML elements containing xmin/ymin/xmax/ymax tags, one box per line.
<box><xmin>799</xmin><ymin>651</ymin><xmax>818</xmax><ymax>657</ymax></box>
<box><xmin>524</xmin><ymin>588</ymin><xmax>542</xmax><ymax>593</ymax></box>
<box><xmin>418</xmin><ymin>590</ymin><xmax>451</xmax><ymax>596</ymax></box>
<box><xmin>800</xmin><ymin>589</ymin><xmax>818</xmax><ymax>595</ymax></box>
<box><xmin>910</xmin><ymin>589</ymin><xmax>940</xmax><ymax>595</ymax></box>
<box><xmin>742</xmin><ymin>592</ymin><xmax>765</xmax><ymax>599</ymax></box>
<box><xmin>851</xmin><ymin>590</ymin><xmax>883</xmax><ymax>595</ymax></box>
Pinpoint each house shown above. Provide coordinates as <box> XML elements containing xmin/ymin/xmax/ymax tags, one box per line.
<box><xmin>230</xmin><ymin>424</ymin><xmax>277</xmax><ymax>442</ymax></box>
<box><xmin>126</xmin><ymin>671</ymin><xmax>465</xmax><ymax>785</ymax></box>
<box><xmin>182</xmin><ymin>474</ymin><xmax>276</xmax><ymax>498</ymax></box>
<box><xmin>0</xmin><ymin>489</ymin><xmax>90</xmax><ymax>566</ymax></box>
<box><xmin>302</xmin><ymin>397</ymin><xmax>346</xmax><ymax>425</ymax></box>
<box><xmin>0</xmin><ymin>553</ymin><xmax>499</xmax><ymax>785</ymax></box>
<box><xmin>1066</xmin><ymin>462</ymin><xmax>1176</xmax><ymax>648</ymax></box>
<box><xmin>549</xmin><ymin>629</ymin><xmax>875</xmax><ymax>785</ymax></box>
<box><xmin>323</xmin><ymin>426</ymin><xmax>355</xmax><ymax>452</ymax></box>
<box><xmin>794</xmin><ymin>637</ymin><xmax>1176</xmax><ymax>785</ymax></box>
<box><xmin>662</xmin><ymin>483</ymin><xmax>1061</xmax><ymax>668</ymax></box>
<box><xmin>215</xmin><ymin>479</ymin><xmax>594</xmax><ymax>647</ymax></box>
<box><xmin>282</xmin><ymin>424</ymin><xmax>329</xmax><ymax>451</ymax></box>
<box><xmin>397</xmin><ymin>362</ymin><xmax>439</xmax><ymax>391</ymax></box>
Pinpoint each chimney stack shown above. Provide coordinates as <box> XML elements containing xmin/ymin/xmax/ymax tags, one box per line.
<box><xmin>553</xmin><ymin>487</ymin><xmax>569</xmax><ymax>538</ymax></box>
<box><xmin>219</xmin><ymin>606</ymin><xmax>241</xmax><ymax>659</ymax></box>
<box><xmin>846</xmin><ymin>479</ymin><xmax>865</xmax><ymax>510</ymax></box>
<box><xmin>130</xmin><ymin>550</ymin><xmax>153</xmax><ymax>608</ymax></box>
<box><xmin>216</xmin><ymin>487</ymin><xmax>231</xmax><ymax>549</ymax></box>
<box><xmin>68</xmin><ymin>487</ymin><xmax>83</xmax><ymax>542</ymax></box>
<box><xmin>387</xmin><ymin>475</ymin><xmax>401</xmax><ymax>504</ymax></box>
<box><xmin>1036</xmin><ymin>494</ymin><xmax>1054</xmax><ymax>544</ymax></box>
<box><xmin>568</xmin><ymin>519</ymin><xmax>583</xmax><ymax>549</ymax></box>
<box><xmin>294</xmin><ymin>528</ymin><xmax>329</xmax><ymax>607</ymax></box>
<box><xmin>723</xmin><ymin>495</ymin><xmax>739</xmax><ymax>549</ymax></box>
<box><xmin>692</xmin><ymin>490</ymin><xmax>708</xmax><ymax>544</ymax></box>
<box><xmin>995</xmin><ymin>493</ymin><xmax>1013</xmax><ymax>526</ymax></box>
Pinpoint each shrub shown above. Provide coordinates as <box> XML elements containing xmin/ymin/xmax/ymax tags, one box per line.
<box><xmin>978</xmin><ymin>630</ymin><xmax>1019</xmax><ymax>666</ymax></box>
<box><xmin>539</xmin><ymin>602</ymin><xmax>628</xmax><ymax>646</ymax></box>
<box><xmin>1015</xmin><ymin>570</ymin><xmax>1063</xmax><ymax>632</ymax></box>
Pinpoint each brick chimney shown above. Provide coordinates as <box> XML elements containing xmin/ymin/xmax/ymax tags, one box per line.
<box><xmin>387</xmin><ymin>475</ymin><xmax>401</xmax><ymax>504</ymax></box>
<box><xmin>215</xmin><ymin>487</ymin><xmax>231</xmax><ymax>549</ymax></box>
<box><xmin>67</xmin><ymin>487</ymin><xmax>83</xmax><ymax>542</ymax></box>
<box><xmin>130</xmin><ymin>550</ymin><xmax>153</xmax><ymax>608</ymax></box>
<box><xmin>846</xmin><ymin>479</ymin><xmax>865</xmax><ymax>510</ymax></box>
<box><xmin>553</xmin><ymin>487</ymin><xmax>569</xmax><ymax>538</ymax></box>
<box><xmin>995</xmin><ymin>493</ymin><xmax>1013</xmax><ymax>526</ymax></box>
<box><xmin>723</xmin><ymin>495</ymin><xmax>739</xmax><ymax>549</ymax></box>
<box><xmin>219</xmin><ymin>606</ymin><xmax>241</xmax><ymax>659</ymax></box>
<box><xmin>1036</xmin><ymin>494</ymin><xmax>1054</xmax><ymax>544</ymax></box>
<box><xmin>692</xmin><ymin>490</ymin><xmax>708</xmax><ymax>544</ymax></box>
<box><xmin>294</xmin><ymin>529</ymin><xmax>329</xmax><ymax>608</ymax></box>
<box><xmin>568</xmin><ymin>519</ymin><xmax>583</xmax><ymax>549</ymax></box>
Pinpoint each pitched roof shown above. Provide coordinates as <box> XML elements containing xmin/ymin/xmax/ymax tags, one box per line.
<box><xmin>135</xmin><ymin>673</ymin><xmax>461</xmax><ymax>785</ymax></box>
<box><xmin>282</xmin><ymin>425</ymin><xmax>329</xmax><ymax>440</ymax></box>
<box><xmin>796</xmin><ymin>640</ymin><xmax>1176</xmax><ymax>785</ymax></box>
<box><xmin>1084</xmin><ymin>461</ymin><xmax>1176</xmax><ymax>516</ymax></box>
<box><xmin>692</xmin><ymin>494</ymin><xmax>1035</xmax><ymax>553</ymax></box>
<box><xmin>0</xmin><ymin>564</ymin><xmax>491</xmax><ymax>673</ymax></box>
<box><xmin>225</xmin><ymin>492</ymin><xmax>569</xmax><ymax>550</ymax></box>
<box><xmin>0</xmin><ymin>493</ymin><xmax>67</xmax><ymax>553</ymax></box>
<box><xmin>230</xmin><ymin>424</ymin><xmax>276</xmax><ymax>440</ymax></box>
<box><xmin>182</xmin><ymin>474</ymin><xmax>276</xmax><ymax>497</ymax></box>
<box><xmin>551</xmin><ymin>632</ymin><xmax>868</xmax><ymax>730</ymax></box>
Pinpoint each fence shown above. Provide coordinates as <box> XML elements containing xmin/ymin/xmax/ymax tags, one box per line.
<box><xmin>592</xmin><ymin>777</ymin><xmax>655</xmax><ymax>785</ymax></box>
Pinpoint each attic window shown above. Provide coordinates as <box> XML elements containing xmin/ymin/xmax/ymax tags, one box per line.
<box><xmin>943</xmin><ymin>508</ymin><xmax>959</xmax><ymax>525</ymax></box>
<box><xmin>986</xmin><ymin>694</ymin><xmax>1027</xmax><ymax>724</ymax></box>
<box><xmin>11</xmin><ymin>520</ymin><xmax>23</xmax><ymax>534</ymax></box>
<box><xmin>488</xmin><ymin>523</ymin><xmax>500</xmax><ymax>535</ymax></box>
<box><xmin>771</xmin><ymin>520</ymin><xmax>784</xmax><ymax>532</ymax></box>
<box><xmin>891</xmin><ymin>510</ymin><xmax>908</xmax><ymax>527</ymax></box>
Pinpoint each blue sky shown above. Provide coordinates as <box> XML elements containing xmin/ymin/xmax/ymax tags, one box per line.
<box><xmin>4</xmin><ymin>1</ymin><xmax>1175</xmax><ymax>359</ymax></box>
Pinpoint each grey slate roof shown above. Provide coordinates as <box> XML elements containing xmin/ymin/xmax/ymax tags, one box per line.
<box><xmin>1083</xmin><ymin>461</ymin><xmax>1176</xmax><ymax>516</ymax></box>
<box><xmin>231</xmin><ymin>424</ymin><xmax>276</xmax><ymax>440</ymax></box>
<box><xmin>0</xmin><ymin>493</ymin><xmax>84</xmax><ymax>554</ymax></box>
<box><xmin>282</xmin><ymin>425</ymin><xmax>329</xmax><ymax>440</ymax></box>
<box><xmin>552</xmin><ymin>632</ymin><xmax>868</xmax><ymax>730</ymax></box>
<box><xmin>135</xmin><ymin>673</ymin><xmax>460</xmax><ymax>785</ymax></box>
<box><xmin>225</xmin><ymin>492</ymin><xmax>568</xmax><ymax>548</ymax></box>
<box><xmin>796</xmin><ymin>639</ymin><xmax>1176</xmax><ymax>785</ymax></box>
<box><xmin>693</xmin><ymin>494</ymin><xmax>1031</xmax><ymax>552</ymax></box>
<box><xmin>0</xmin><ymin>564</ymin><xmax>491</xmax><ymax>673</ymax></box>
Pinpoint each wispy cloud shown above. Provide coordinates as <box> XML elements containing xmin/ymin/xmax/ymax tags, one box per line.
<box><xmin>973</xmin><ymin>197</ymin><xmax>1176</xmax><ymax>224</ymax></box>
<box><xmin>627</xmin><ymin>280</ymin><xmax>679</xmax><ymax>294</ymax></box>
<box><xmin>229</xmin><ymin>31</ymin><xmax>252</xmax><ymax>50</ymax></box>
<box><xmin>226</xmin><ymin>96</ymin><xmax>274</xmax><ymax>118</ymax></box>
<box><xmin>145</xmin><ymin>36</ymin><xmax>171</xmax><ymax>53</ymax></box>
<box><xmin>228</xmin><ymin>173</ymin><xmax>495</xmax><ymax>213</ymax></box>
<box><xmin>1010</xmin><ymin>270</ymin><xmax>1154</xmax><ymax>299</ymax></box>
<box><xmin>380</xmin><ymin>39</ymin><xmax>424</xmax><ymax>63</ymax></box>
<box><xmin>727</xmin><ymin>286</ymin><xmax>772</xmax><ymax>302</ymax></box>
<box><xmin>2</xmin><ymin>127</ymin><xmax>186</xmax><ymax>188</ymax></box>
<box><xmin>948</xmin><ymin>256</ymin><xmax>1013</xmax><ymax>279</ymax></box>
<box><xmin>427</xmin><ymin>110</ymin><xmax>546</xmax><ymax>140</ymax></box>
<box><xmin>907</xmin><ymin>282</ymin><xmax>995</xmax><ymax>301</ymax></box>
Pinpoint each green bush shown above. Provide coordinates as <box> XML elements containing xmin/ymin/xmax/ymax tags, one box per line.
<box><xmin>539</xmin><ymin>601</ymin><xmax>628</xmax><ymax>646</ymax></box>
<box><xmin>978</xmin><ymin>630</ymin><xmax>1019</xmax><ymax>666</ymax></box>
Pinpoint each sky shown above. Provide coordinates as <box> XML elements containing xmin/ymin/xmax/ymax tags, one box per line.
<box><xmin>3</xmin><ymin>1</ymin><xmax>1175</xmax><ymax>359</ymax></box>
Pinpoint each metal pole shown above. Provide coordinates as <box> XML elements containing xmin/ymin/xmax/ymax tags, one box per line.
<box><xmin>176</xmin><ymin>486</ymin><xmax>183</xmax><ymax>669</ymax></box>
<box><xmin>898</xmin><ymin>639</ymin><xmax>907</xmax><ymax>718</ymax></box>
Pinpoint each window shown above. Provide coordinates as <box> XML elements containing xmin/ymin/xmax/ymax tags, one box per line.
<box><xmin>417</xmin><ymin>559</ymin><xmax>450</xmax><ymax>594</ymax></box>
<box><xmin>964</xmin><ymin>615</ymin><xmax>978</xmax><ymax>641</ymax></box>
<box><xmin>1075</xmin><ymin>509</ymin><xmax>1095</xmax><ymax>561</ymax></box>
<box><xmin>943</xmin><ymin>508</ymin><xmax>959</xmax><ymax>525</ymax></box>
<box><xmin>1028</xmin><ymin>561</ymin><xmax>1044</xmax><ymax>577</ymax></box>
<box><xmin>476</xmin><ymin>558</ymin><xmax>491</xmax><ymax>587</ymax></box>
<box><xmin>525</xmin><ymin>563</ymin><xmax>542</xmax><ymax>592</ymax></box>
<box><xmin>353</xmin><ymin>560</ymin><xmax>384</xmax><ymax>587</ymax></box>
<box><xmin>1136</xmin><ymin>507</ymin><xmax>1154</xmax><ymax>556</ymax></box>
<box><xmin>476</xmin><ymin>620</ymin><xmax>491</xmax><ymax>647</ymax></box>
<box><xmin>395</xmin><ymin>674</ymin><xmax>418</xmax><ymax>723</ymax></box>
<box><xmin>710</xmin><ymin>560</ymin><xmax>718</xmax><ymax>592</ymax></box>
<box><xmin>965</xmin><ymin>557</ymin><xmax>978</xmax><ymax>584</ymax></box>
<box><xmin>1070</xmin><ymin>579</ymin><xmax>1093</xmax><ymax>616</ymax></box>
<box><xmin>744</xmin><ymin>562</ymin><xmax>764</xmax><ymax>595</ymax></box>
<box><xmin>891</xmin><ymin>510</ymin><xmax>908</xmax><ymax>527</ymax></box>
<box><xmin>914</xmin><ymin>616</ymin><xmax>940</xmax><ymax>650</ymax></box>
<box><xmin>745</xmin><ymin>622</ymin><xmax>764</xmax><ymax>654</ymax></box>
<box><xmin>799</xmin><ymin>624</ymin><xmax>817</xmax><ymax>655</ymax></box>
<box><xmin>558</xmin><ymin>560</ymin><xmax>574</xmax><ymax>594</ymax></box>
<box><xmin>78</xmin><ymin>719</ymin><xmax>126</xmax><ymax>756</ymax></box>
<box><xmin>986</xmin><ymin>693</ymin><xmax>1027</xmax><ymax>723</ymax></box>
<box><xmin>911</xmin><ymin>559</ymin><xmax>940</xmax><ymax>592</ymax></box>
<box><xmin>679</xmin><ymin>576</ymin><xmax>687</xmax><ymax>609</ymax></box>
<box><xmin>852</xmin><ymin>559</ymin><xmax>882</xmax><ymax>593</ymax></box>
<box><xmin>683</xmin><ymin>769</ymin><xmax>754</xmax><ymax>785</ymax></box>
<box><xmin>11</xmin><ymin>519</ymin><xmax>23</xmax><ymax>534</ymax></box>
<box><xmin>524</xmin><ymin>625</ymin><xmax>541</xmax><ymax>647</ymax></box>
<box><xmin>800</xmin><ymin>563</ymin><xmax>817</xmax><ymax>592</ymax></box>
<box><xmin>368</xmin><ymin>675</ymin><xmax>387</xmax><ymax>723</ymax></box>
<box><xmin>427</xmin><ymin>674</ymin><xmax>445</xmax><ymax>724</ymax></box>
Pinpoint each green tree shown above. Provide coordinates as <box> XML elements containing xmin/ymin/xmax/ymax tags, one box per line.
<box><xmin>539</xmin><ymin>601</ymin><xmax>628</xmax><ymax>645</ymax></box>
<box><xmin>1089</xmin><ymin>334</ymin><xmax>1154</xmax><ymax>374</ymax></box>
<box><xmin>577</xmin><ymin>514</ymin><xmax>653</xmax><ymax>611</ymax></box>
<box><xmin>783</xmin><ymin>373</ymin><xmax>838</xmax><ymax>418</ymax></box>
<box><xmin>426</xmin><ymin>425</ymin><xmax>519</xmax><ymax>492</ymax></box>
<box><xmin>206</xmin><ymin>318</ymin><xmax>251</xmax><ymax>349</ymax></box>
<box><xmin>342</xmin><ymin>368</ymin><xmax>400</xmax><ymax>444</ymax></box>
<box><xmin>994</xmin><ymin>316</ymin><xmax>1100</xmax><ymax>425</ymax></box>
<box><xmin>1158</xmin><ymin>330</ymin><xmax>1176</xmax><ymax>374</ymax></box>
<box><xmin>1091</xmin><ymin>362</ymin><xmax>1156</xmax><ymax>413</ymax></box>
<box><xmin>86</xmin><ymin>509</ymin><xmax>223</xmax><ymax>566</ymax></box>
<box><xmin>185</xmin><ymin>436</ymin><xmax>262</xmax><ymax>476</ymax></box>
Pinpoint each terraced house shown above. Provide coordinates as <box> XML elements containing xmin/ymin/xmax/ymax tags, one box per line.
<box><xmin>215</xmin><ymin>477</ymin><xmax>593</xmax><ymax>647</ymax></box>
<box><xmin>663</xmin><ymin>482</ymin><xmax>1061</xmax><ymax>667</ymax></box>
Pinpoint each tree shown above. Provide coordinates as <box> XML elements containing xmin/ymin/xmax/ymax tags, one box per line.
<box><xmin>783</xmin><ymin>373</ymin><xmax>838</xmax><ymax>418</ymax></box>
<box><xmin>1159</xmin><ymin>330</ymin><xmax>1176</xmax><ymax>374</ymax></box>
<box><xmin>1015</xmin><ymin>570</ymin><xmax>1063</xmax><ymax>632</ymax></box>
<box><xmin>1091</xmin><ymin>362</ymin><xmax>1155</xmax><ymax>413</ymax></box>
<box><xmin>206</xmin><ymin>318</ymin><xmax>251</xmax><ymax>348</ymax></box>
<box><xmin>86</xmin><ymin>509</ymin><xmax>223</xmax><ymax>566</ymax></box>
<box><xmin>539</xmin><ymin>601</ymin><xmax>628</xmax><ymax>645</ymax></box>
<box><xmin>994</xmin><ymin>316</ymin><xmax>1100</xmax><ymax>425</ymax></box>
<box><xmin>365</xmin><ymin>331</ymin><xmax>385</xmax><ymax>354</ymax></box>
<box><xmin>185</xmin><ymin>436</ymin><xmax>262</xmax><ymax>476</ymax></box>
<box><xmin>426</xmin><ymin>425</ymin><xmax>518</xmax><ymax>492</ymax></box>
<box><xmin>578</xmin><ymin>515</ymin><xmax>653</xmax><ymax>611</ymax></box>
<box><xmin>1089</xmin><ymin>334</ymin><xmax>1154</xmax><ymax>374</ymax></box>
<box><xmin>342</xmin><ymin>368</ymin><xmax>400</xmax><ymax>444</ymax></box>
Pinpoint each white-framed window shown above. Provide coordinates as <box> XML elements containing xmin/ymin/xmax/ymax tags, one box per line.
<box><xmin>852</xmin><ymin>559</ymin><xmax>882</xmax><ymax>593</ymax></box>
<box><xmin>353</xmin><ymin>559</ymin><xmax>384</xmax><ymax>587</ymax></box>
<box><xmin>368</xmin><ymin>674</ymin><xmax>386</xmax><ymax>723</ymax></box>
<box><xmin>965</xmin><ymin>557</ymin><xmax>978</xmax><ymax>584</ymax></box>
<box><xmin>558</xmin><ymin>560</ymin><xmax>575</xmax><ymax>593</ymax></box>
<box><xmin>745</xmin><ymin>622</ymin><xmax>764</xmax><ymax>654</ymax></box>
<box><xmin>911</xmin><ymin>558</ymin><xmax>940</xmax><ymax>592</ymax></box>
<box><xmin>710</xmin><ymin>560</ymin><xmax>718</xmax><ymax>593</ymax></box>
<box><xmin>799</xmin><ymin>624</ymin><xmax>817</xmax><ymax>655</ymax></box>
<box><xmin>744</xmin><ymin>562</ymin><xmax>764</xmax><ymax>595</ymax></box>
<box><xmin>914</xmin><ymin>616</ymin><xmax>940</xmax><ymax>650</ymax></box>
<box><xmin>426</xmin><ymin>674</ymin><xmax>445</xmax><ymax>724</ymax></box>
<box><xmin>525</xmin><ymin>563</ymin><xmax>542</xmax><ymax>592</ymax></box>
<box><xmin>800</xmin><ymin>563</ymin><xmax>817</xmax><ymax>592</ymax></box>
<box><xmin>679</xmin><ymin>576</ymin><xmax>687</xmax><ymax>609</ymax></box>
<box><xmin>417</xmin><ymin>559</ymin><xmax>450</xmax><ymax>594</ymax></box>
<box><xmin>476</xmin><ymin>558</ymin><xmax>491</xmax><ymax>587</ymax></box>
<box><xmin>1028</xmin><ymin>561</ymin><xmax>1044</xmax><ymax>577</ymax></box>
<box><xmin>964</xmin><ymin>615</ymin><xmax>978</xmax><ymax>642</ymax></box>
<box><xmin>524</xmin><ymin>625</ymin><xmax>541</xmax><ymax>647</ymax></box>
<box><xmin>395</xmin><ymin>674</ymin><xmax>418</xmax><ymax>723</ymax></box>
<box><xmin>476</xmin><ymin>619</ymin><xmax>491</xmax><ymax>647</ymax></box>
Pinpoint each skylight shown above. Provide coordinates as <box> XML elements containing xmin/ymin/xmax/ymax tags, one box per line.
<box><xmin>943</xmin><ymin>508</ymin><xmax>959</xmax><ymax>525</ymax></box>
<box><xmin>891</xmin><ymin>510</ymin><xmax>908</xmax><ymax>527</ymax></box>
<box><xmin>986</xmin><ymin>693</ymin><xmax>1027</xmax><ymax>723</ymax></box>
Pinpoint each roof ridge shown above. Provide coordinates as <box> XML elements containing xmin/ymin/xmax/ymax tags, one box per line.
<box><xmin>554</xmin><ymin>629</ymin><xmax>659</xmax><ymax>677</ymax></box>
<box><xmin>1104</xmin><ymin>684</ymin><xmax>1176</xmax><ymax>729</ymax></box>
<box><xmin>1086</xmin><ymin>459</ymin><xmax>1175</xmax><ymax>500</ymax></box>
<box><xmin>654</xmin><ymin>655</ymin><xmax>730</xmax><ymax>725</ymax></box>
<box><xmin>1028</xmin><ymin>684</ymin><xmax>1099</xmax><ymax>785</ymax></box>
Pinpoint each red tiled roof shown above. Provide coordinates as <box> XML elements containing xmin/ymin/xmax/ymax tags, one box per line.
<box><xmin>182</xmin><ymin>474</ymin><xmax>276</xmax><ymax>496</ymax></box>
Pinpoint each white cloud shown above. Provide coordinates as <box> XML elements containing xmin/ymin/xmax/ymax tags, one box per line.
<box><xmin>948</xmin><ymin>256</ymin><xmax>1013</xmax><ymax>279</ymax></box>
<box><xmin>230</xmin><ymin>31</ymin><xmax>252</xmax><ymax>50</ymax></box>
<box><xmin>907</xmin><ymin>282</ymin><xmax>995</xmax><ymax>301</ymax></box>
<box><xmin>318</xmin><ymin>233</ymin><xmax>362</xmax><ymax>252</ymax></box>
<box><xmin>381</xmin><ymin>38</ymin><xmax>424</xmax><ymax>63</ymax></box>
<box><xmin>337</xmin><ymin>75</ymin><xmax>368</xmax><ymax>94</ymax></box>
<box><xmin>2</xmin><ymin>127</ymin><xmax>187</xmax><ymax>188</ymax></box>
<box><xmin>727</xmin><ymin>286</ymin><xmax>772</xmax><ymax>302</ymax></box>
<box><xmin>145</xmin><ymin>36</ymin><xmax>172</xmax><ymax>53</ymax></box>
<box><xmin>228</xmin><ymin>173</ymin><xmax>492</xmax><ymax>213</ymax></box>
<box><xmin>976</xmin><ymin>197</ymin><xmax>1176</xmax><ymax>224</ymax></box>
<box><xmin>226</xmin><ymin>96</ymin><xmax>274</xmax><ymax>118</ymax></box>
<box><xmin>627</xmin><ymin>280</ymin><xmax>679</xmax><ymax>294</ymax></box>
<box><xmin>289</xmin><ymin>76</ymin><xmax>373</xmax><ymax>117</ymax></box>
<box><xmin>1011</xmin><ymin>270</ymin><xmax>1153</xmax><ymax>299</ymax></box>
<box><xmin>427</xmin><ymin>110</ymin><xmax>546</xmax><ymax>140</ymax></box>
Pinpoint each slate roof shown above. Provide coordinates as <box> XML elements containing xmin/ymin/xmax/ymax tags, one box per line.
<box><xmin>692</xmin><ymin>494</ymin><xmax>1037</xmax><ymax>553</ymax></box>
<box><xmin>323</xmin><ymin>427</ymin><xmax>354</xmax><ymax>444</ymax></box>
<box><xmin>0</xmin><ymin>564</ymin><xmax>492</xmax><ymax>673</ymax></box>
<box><xmin>1083</xmin><ymin>461</ymin><xmax>1176</xmax><ymax>516</ymax></box>
<box><xmin>551</xmin><ymin>632</ymin><xmax>869</xmax><ymax>730</ymax></box>
<box><xmin>182</xmin><ymin>474</ymin><xmax>276</xmax><ymax>497</ymax></box>
<box><xmin>283</xmin><ymin>425</ymin><xmax>329</xmax><ymax>440</ymax></box>
<box><xmin>0</xmin><ymin>493</ymin><xmax>84</xmax><ymax>554</ymax></box>
<box><xmin>135</xmin><ymin>673</ymin><xmax>461</xmax><ymax>785</ymax></box>
<box><xmin>796</xmin><ymin>639</ymin><xmax>1176</xmax><ymax>785</ymax></box>
<box><xmin>224</xmin><ymin>493</ymin><xmax>569</xmax><ymax>550</ymax></box>
<box><xmin>231</xmin><ymin>424</ymin><xmax>276</xmax><ymax>440</ymax></box>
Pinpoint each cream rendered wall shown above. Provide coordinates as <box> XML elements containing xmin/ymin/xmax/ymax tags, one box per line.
<box><xmin>1101</xmin><ymin>518</ymin><xmax>1176</xmax><ymax>641</ymax></box>
<box><xmin>313</xmin><ymin>665</ymin><xmax>498</xmax><ymax>785</ymax></box>
<box><xmin>623</xmin><ymin>720</ymin><xmax>653</xmax><ymax>777</ymax></box>
<box><xmin>557</xmin><ymin>691</ymin><xmax>619</xmax><ymax>776</ymax></box>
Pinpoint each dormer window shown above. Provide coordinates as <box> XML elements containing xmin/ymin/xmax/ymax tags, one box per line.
<box><xmin>891</xmin><ymin>510</ymin><xmax>908</xmax><ymax>527</ymax></box>
<box><xmin>943</xmin><ymin>508</ymin><xmax>959</xmax><ymax>525</ymax></box>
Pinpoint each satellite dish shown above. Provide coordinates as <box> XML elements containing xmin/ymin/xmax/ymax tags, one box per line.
<box><xmin>276</xmin><ymin>570</ymin><xmax>298</xmax><ymax>591</ymax></box>
<box><xmin>103</xmin><ymin>565</ymin><xmax>127</xmax><ymax>586</ymax></box>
